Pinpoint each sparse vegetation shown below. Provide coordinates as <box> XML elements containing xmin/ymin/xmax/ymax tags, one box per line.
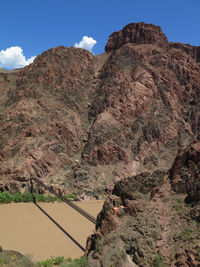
<box><xmin>178</xmin><ymin>227</ymin><xmax>192</xmax><ymax>242</ymax></box>
<box><xmin>64</xmin><ymin>257</ymin><xmax>88</xmax><ymax>267</ymax></box>
<box><xmin>0</xmin><ymin>252</ymin><xmax>34</xmax><ymax>267</ymax></box>
<box><xmin>63</xmin><ymin>193</ymin><xmax>78</xmax><ymax>201</ymax></box>
<box><xmin>37</xmin><ymin>256</ymin><xmax>87</xmax><ymax>267</ymax></box>
<box><xmin>149</xmin><ymin>230</ymin><xmax>159</xmax><ymax>241</ymax></box>
<box><xmin>153</xmin><ymin>253</ymin><xmax>166</xmax><ymax>267</ymax></box>
<box><xmin>0</xmin><ymin>191</ymin><xmax>78</xmax><ymax>204</ymax></box>
<box><xmin>0</xmin><ymin>252</ymin><xmax>88</xmax><ymax>267</ymax></box>
<box><xmin>173</xmin><ymin>197</ymin><xmax>183</xmax><ymax>211</ymax></box>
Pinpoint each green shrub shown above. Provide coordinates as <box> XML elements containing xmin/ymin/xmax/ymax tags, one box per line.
<box><xmin>23</xmin><ymin>192</ymin><xmax>34</xmax><ymax>202</ymax></box>
<box><xmin>153</xmin><ymin>253</ymin><xmax>166</xmax><ymax>267</ymax></box>
<box><xmin>35</xmin><ymin>194</ymin><xmax>46</xmax><ymax>202</ymax></box>
<box><xmin>52</xmin><ymin>256</ymin><xmax>64</xmax><ymax>265</ymax></box>
<box><xmin>36</xmin><ymin>256</ymin><xmax>87</xmax><ymax>267</ymax></box>
<box><xmin>37</xmin><ymin>258</ymin><xmax>53</xmax><ymax>267</ymax></box>
<box><xmin>0</xmin><ymin>191</ymin><xmax>13</xmax><ymax>203</ymax></box>
<box><xmin>0</xmin><ymin>191</ymin><xmax>78</xmax><ymax>204</ymax></box>
<box><xmin>45</xmin><ymin>195</ymin><xmax>57</xmax><ymax>202</ymax></box>
<box><xmin>66</xmin><ymin>257</ymin><xmax>88</xmax><ymax>267</ymax></box>
<box><xmin>13</xmin><ymin>192</ymin><xmax>24</xmax><ymax>202</ymax></box>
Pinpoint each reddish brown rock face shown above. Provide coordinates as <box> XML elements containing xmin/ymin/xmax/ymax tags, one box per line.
<box><xmin>0</xmin><ymin>22</ymin><xmax>200</xmax><ymax>197</ymax></box>
<box><xmin>0</xmin><ymin>47</ymin><xmax>95</xmax><ymax>192</ymax></box>
<box><xmin>105</xmin><ymin>22</ymin><xmax>169</xmax><ymax>51</ymax></box>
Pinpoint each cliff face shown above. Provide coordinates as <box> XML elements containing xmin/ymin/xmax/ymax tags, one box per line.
<box><xmin>105</xmin><ymin>22</ymin><xmax>169</xmax><ymax>51</ymax></box>
<box><xmin>0</xmin><ymin>22</ymin><xmax>200</xmax><ymax>198</ymax></box>
<box><xmin>80</xmin><ymin>22</ymin><xmax>200</xmax><ymax>196</ymax></box>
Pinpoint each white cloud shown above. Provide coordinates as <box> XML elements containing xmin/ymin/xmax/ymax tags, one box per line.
<box><xmin>75</xmin><ymin>36</ymin><xmax>97</xmax><ymax>52</ymax></box>
<box><xmin>0</xmin><ymin>46</ymin><xmax>36</xmax><ymax>69</ymax></box>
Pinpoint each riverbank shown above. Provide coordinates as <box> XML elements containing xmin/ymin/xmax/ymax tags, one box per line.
<box><xmin>0</xmin><ymin>201</ymin><xmax>104</xmax><ymax>261</ymax></box>
<box><xmin>0</xmin><ymin>191</ymin><xmax>78</xmax><ymax>204</ymax></box>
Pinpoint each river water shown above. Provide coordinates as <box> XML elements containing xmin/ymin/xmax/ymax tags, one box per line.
<box><xmin>0</xmin><ymin>200</ymin><xmax>104</xmax><ymax>261</ymax></box>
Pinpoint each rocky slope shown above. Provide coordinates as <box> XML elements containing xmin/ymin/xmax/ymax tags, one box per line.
<box><xmin>0</xmin><ymin>22</ymin><xmax>200</xmax><ymax>199</ymax></box>
<box><xmin>86</xmin><ymin>143</ymin><xmax>200</xmax><ymax>266</ymax></box>
<box><xmin>0</xmin><ymin>48</ymin><xmax>96</xmax><ymax>194</ymax></box>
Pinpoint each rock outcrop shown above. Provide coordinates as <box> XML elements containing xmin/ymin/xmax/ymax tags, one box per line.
<box><xmin>105</xmin><ymin>22</ymin><xmax>169</xmax><ymax>51</ymax></box>
<box><xmin>87</xmin><ymin>154</ymin><xmax>200</xmax><ymax>266</ymax></box>
<box><xmin>169</xmin><ymin>142</ymin><xmax>200</xmax><ymax>203</ymax></box>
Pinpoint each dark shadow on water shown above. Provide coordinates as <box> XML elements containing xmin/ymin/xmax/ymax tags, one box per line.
<box><xmin>34</xmin><ymin>202</ymin><xmax>85</xmax><ymax>252</ymax></box>
<box><xmin>30</xmin><ymin>180</ymin><xmax>85</xmax><ymax>252</ymax></box>
<box><xmin>30</xmin><ymin>177</ymin><xmax>96</xmax><ymax>224</ymax></box>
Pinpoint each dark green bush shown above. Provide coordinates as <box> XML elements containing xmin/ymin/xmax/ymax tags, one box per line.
<box><xmin>35</xmin><ymin>194</ymin><xmax>46</xmax><ymax>202</ymax></box>
<box><xmin>44</xmin><ymin>195</ymin><xmax>57</xmax><ymax>202</ymax></box>
<box><xmin>0</xmin><ymin>191</ymin><xmax>78</xmax><ymax>204</ymax></box>
<box><xmin>37</xmin><ymin>258</ymin><xmax>53</xmax><ymax>267</ymax></box>
<box><xmin>52</xmin><ymin>256</ymin><xmax>64</xmax><ymax>265</ymax></box>
<box><xmin>0</xmin><ymin>191</ymin><xmax>14</xmax><ymax>203</ymax></box>
<box><xmin>22</xmin><ymin>192</ymin><xmax>34</xmax><ymax>202</ymax></box>
<box><xmin>13</xmin><ymin>192</ymin><xmax>24</xmax><ymax>202</ymax></box>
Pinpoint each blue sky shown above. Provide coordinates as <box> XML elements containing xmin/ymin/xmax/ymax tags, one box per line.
<box><xmin>0</xmin><ymin>0</ymin><xmax>200</xmax><ymax>69</ymax></box>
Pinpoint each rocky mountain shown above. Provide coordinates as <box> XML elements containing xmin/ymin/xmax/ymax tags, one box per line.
<box><xmin>0</xmin><ymin>21</ymin><xmax>200</xmax><ymax>265</ymax></box>
<box><xmin>1</xmin><ymin>22</ymin><xmax>199</xmax><ymax>197</ymax></box>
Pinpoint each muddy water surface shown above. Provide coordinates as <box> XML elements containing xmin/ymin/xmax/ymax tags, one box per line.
<box><xmin>0</xmin><ymin>200</ymin><xmax>104</xmax><ymax>261</ymax></box>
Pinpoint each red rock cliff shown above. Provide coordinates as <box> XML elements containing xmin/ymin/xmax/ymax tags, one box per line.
<box><xmin>105</xmin><ymin>22</ymin><xmax>169</xmax><ymax>51</ymax></box>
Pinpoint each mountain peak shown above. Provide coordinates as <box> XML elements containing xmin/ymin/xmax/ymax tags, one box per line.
<box><xmin>105</xmin><ymin>22</ymin><xmax>169</xmax><ymax>51</ymax></box>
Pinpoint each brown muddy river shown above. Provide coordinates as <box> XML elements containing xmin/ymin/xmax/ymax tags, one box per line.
<box><xmin>0</xmin><ymin>200</ymin><xmax>104</xmax><ymax>261</ymax></box>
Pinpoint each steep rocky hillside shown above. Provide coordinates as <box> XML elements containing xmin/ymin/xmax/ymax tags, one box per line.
<box><xmin>0</xmin><ymin>22</ymin><xmax>200</xmax><ymax>199</ymax></box>
<box><xmin>86</xmin><ymin>143</ymin><xmax>200</xmax><ymax>266</ymax></box>
<box><xmin>0</xmin><ymin>48</ymin><xmax>96</xmax><ymax>194</ymax></box>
